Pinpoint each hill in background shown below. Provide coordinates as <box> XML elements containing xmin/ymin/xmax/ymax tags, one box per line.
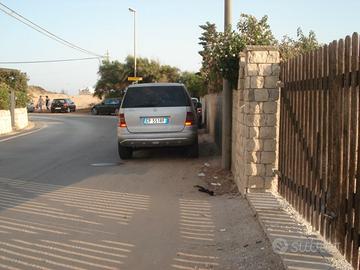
<box><xmin>28</xmin><ymin>85</ymin><xmax>101</xmax><ymax>109</ymax></box>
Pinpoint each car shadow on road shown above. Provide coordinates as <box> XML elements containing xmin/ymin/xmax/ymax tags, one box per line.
<box><xmin>130</xmin><ymin>132</ymin><xmax>220</xmax><ymax>161</ymax></box>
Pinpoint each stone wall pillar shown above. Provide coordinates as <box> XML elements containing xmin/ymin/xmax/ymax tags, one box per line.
<box><xmin>232</xmin><ymin>46</ymin><xmax>280</xmax><ymax>193</ymax></box>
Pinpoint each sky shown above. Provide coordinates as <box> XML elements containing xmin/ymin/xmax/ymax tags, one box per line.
<box><xmin>0</xmin><ymin>0</ymin><xmax>360</xmax><ymax>94</ymax></box>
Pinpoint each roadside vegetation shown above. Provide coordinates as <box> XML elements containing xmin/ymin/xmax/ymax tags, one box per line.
<box><xmin>94</xmin><ymin>57</ymin><xmax>206</xmax><ymax>99</ymax></box>
<box><xmin>0</xmin><ymin>69</ymin><xmax>28</xmax><ymax>110</ymax></box>
<box><xmin>199</xmin><ymin>13</ymin><xmax>321</xmax><ymax>92</ymax></box>
<box><xmin>94</xmin><ymin>13</ymin><xmax>320</xmax><ymax>99</ymax></box>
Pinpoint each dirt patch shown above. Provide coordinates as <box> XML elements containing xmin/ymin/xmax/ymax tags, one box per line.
<box><xmin>197</xmin><ymin>161</ymin><xmax>239</xmax><ymax>196</ymax></box>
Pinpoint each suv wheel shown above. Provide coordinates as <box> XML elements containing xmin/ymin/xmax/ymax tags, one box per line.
<box><xmin>118</xmin><ymin>143</ymin><xmax>133</xmax><ymax>159</ymax></box>
<box><xmin>187</xmin><ymin>137</ymin><xmax>199</xmax><ymax>158</ymax></box>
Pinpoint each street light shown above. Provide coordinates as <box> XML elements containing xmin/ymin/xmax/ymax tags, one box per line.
<box><xmin>128</xmin><ymin>8</ymin><xmax>137</xmax><ymax>78</ymax></box>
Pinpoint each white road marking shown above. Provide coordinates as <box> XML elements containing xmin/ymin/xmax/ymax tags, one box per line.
<box><xmin>12</xmin><ymin>240</ymin><xmax>122</xmax><ymax>265</ymax></box>
<box><xmin>173</xmin><ymin>258</ymin><xmax>219</xmax><ymax>266</ymax></box>
<box><xmin>0</xmin><ymin>220</ymin><xmax>66</xmax><ymax>235</ymax></box>
<box><xmin>42</xmin><ymin>240</ymin><xmax>128</xmax><ymax>258</ymax></box>
<box><xmin>0</xmin><ymin>125</ymin><xmax>46</xmax><ymax>143</ymax></box>
<box><xmin>3</xmin><ymin>241</ymin><xmax>118</xmax><ymax>270</ymax></box>
<box><xmin>101</xmin><ymin>240</ymin><xmax>135</xmax><ymax>247</ymax></box>
<box><xmin>176</xmin><ymin>252</ymin><xmax>219</xmax><ymax>260</ymax></box>
<box><xmin>0</xmin><ymin>247</ymin><xmax>85</xmax><ymax>270</ymax></box>
<box><xmin>71</xmin><ymin>240</ymin><xmax>132</xmax><ymax>253</ymax></box>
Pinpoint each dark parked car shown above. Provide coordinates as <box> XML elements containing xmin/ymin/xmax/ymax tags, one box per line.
<box><xmin>51</xmin><ymin>98</ymin><xmax>76</xmax><ymax>113</ymax></box>
<box><xmin>192</xmin><ymin>98</ymin><xmax>202</xmax><ymax>128</ymax></box>
<box><xmin>27</xmin><ymin>102</ymin><xmax>35</xmax><ymax>113</ymax></box>
<box><xmin>91</xmin><ymin>98</ymin><xmax>121</xmax><ymax>115</ymax></box>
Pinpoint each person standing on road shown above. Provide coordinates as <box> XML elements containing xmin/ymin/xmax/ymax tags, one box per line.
<box><xmin>37</xmin><ymin>96</ymin><xmax>44</xmax><ymax>112</ymax></box>
<box><xmin>45</xmin><ymin>96</ymin><xmax>50</xmax><ymax>110</ymax></box>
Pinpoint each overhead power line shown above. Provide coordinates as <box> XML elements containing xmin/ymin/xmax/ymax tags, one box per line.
<box><xmin>0</xmin><ymin>2</ymin><xmax>104</xmax><ymax>58</ymax></box>
<box><xmin>0</xmin><ymin>57</ymin><xmax>102</xmax><ymax>64</ymax></box>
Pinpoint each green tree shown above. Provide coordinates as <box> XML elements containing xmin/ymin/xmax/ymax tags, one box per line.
<box><xmin>159</xmin><ymin>65</ymin><xmax>181</xmax><ymax>82</ymax></box>
<box><xmin>199</xmin><ymin>14</ymin><xmax>276</xmax><ymax>90</ymax></box>
<box><xmin>199</xmin><ymin>22</ymin><xmax>223</xmax><ymax>93</ymax></box>
<box><xmin>0</xmin><ymin>83</ymin><xmax>10</xmax><ymax>110</ymax></box>
<box><xmin>95</xmin><ymin>56</ymin><xmax>188</xmax><ymax>98</ymax></box>
<box><xmin>237</xmin><ymin>14</ymin><xmax>277</xmax><ymax>46</ymax></box>
<box><xmin>279</xmin><ymin>28</ymin><xmax>320</xmax><ymax>60</ymax></box>
<box><xmin>179</xmin><ymin>72</ymin><xmax>206</xmax><ymax>97</ymax></box>
<box><xmin>0</xmin><ymin>69</ymin><xmax>28</xmax><ymax>93</ymax></box>
<box><xmin>94</xmin><ymin>60</ymin><xmax>130</xmax><ymax>98</ymax></box>
<box><xmin>0</xmin><ymin>69</ymin><xmax>28</xmax><ymax>109</ymax></box>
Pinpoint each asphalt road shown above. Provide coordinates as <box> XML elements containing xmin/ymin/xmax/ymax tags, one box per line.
<box><xmin>0</xmin><ymin>114</ymin><xmax>283</xmax><ymax>270</ymax></box>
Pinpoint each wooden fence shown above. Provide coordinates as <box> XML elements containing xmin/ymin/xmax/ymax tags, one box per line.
<box><xmin>278</xmin><ymin>32</ymin><xmax>360</xmax><ymax>269</ymax></box>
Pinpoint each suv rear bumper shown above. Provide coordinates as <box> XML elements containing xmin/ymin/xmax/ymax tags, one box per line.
<box><xmin>118</xmin><ymin>127</ymin><xmax>197</xmax><ymax>148</ymax></box>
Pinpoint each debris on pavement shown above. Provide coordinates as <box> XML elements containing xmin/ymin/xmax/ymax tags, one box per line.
<box><xmin>210</xmin><ymin>182</ymin><xmax>221</xmax><ymax>186</ymax></box>
<box><xmin>196</xmin><ymin>161</ymin><xmax>239</xmax><ymax>196</ymax></box>
<box><xmin>194</xmin><ymin>185</ymin><xmax>214</xmax><ymax>196</ymax></box>
<box><xmin>219</xmin><ymin>228</ymin><xmax>226</xmax><ymax>232</ymax></box>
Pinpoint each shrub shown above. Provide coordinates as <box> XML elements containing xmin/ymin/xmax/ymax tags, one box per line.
<box><xmin>0</xmin><ymin>83</ymin><xmax>10</xmax><ymax>110</ymax></box>
<box><xmin>15</xmin><ymin>91</ymin><xmax>28</xmax><ymax>108</ymax></box>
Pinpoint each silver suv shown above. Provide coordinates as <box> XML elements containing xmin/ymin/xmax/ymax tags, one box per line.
<box><xmin>117</xmin><ymin>83</ymin><xmax>199</xmax><ymax>159</ymax></box>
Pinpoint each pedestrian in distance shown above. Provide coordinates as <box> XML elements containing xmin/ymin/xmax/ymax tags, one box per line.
<box><xmin>37</xmin><ymin>96</ymin><xmax>44</xmax><ymax>112</ymax></box>
<box><xmin>45</xmin><ymin>96</ymin><xmax>50</xmax><ymax>110</ymax></box>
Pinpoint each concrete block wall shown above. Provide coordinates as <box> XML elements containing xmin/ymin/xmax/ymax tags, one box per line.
<box><xmin>203</xmin><ymin>93</ymin><xmax>222</xmax><ymax>148</ymax></box>
<box><xmin>0</xmin><ymin>108</ymin><xmax>28</xmax><ymax>135</ymax></box>
<box><xmin>232</xmin><ymin>46</ymin><xmax>280</xmax><ymax>193</ymax></box>
<box><xmin>14</xmin><ymin>108</ymin><xmax>28</xmax><ymax>130</ymax></box>
<box><xmin>0</xmin><ymin>110</ymin><xmax>12</xmax><ymax>135</ymax></box>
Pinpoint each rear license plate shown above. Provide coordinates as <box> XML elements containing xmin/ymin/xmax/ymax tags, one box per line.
<box><xmin>143</xmin><ymin>117</ymin><xmax>169</xmax><ymax>125</ymax></box>
<box><xmin>55</xmin><ymin>107</ymin><xmax>61</xmax><ymax>110</ymax></box>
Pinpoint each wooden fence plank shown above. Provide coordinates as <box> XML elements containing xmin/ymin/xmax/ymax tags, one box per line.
<box><xmin>351</xmin><ymin>32</ymin><xmax>360</xmax><ymax>269</ymax></box>
<box><xmin>337</xmin><ymin>38</ymin><xmax>346</xmax><ymax>254</ymax></box>
<box><xmin>299</xmin><ymin>54</ymin><xmax>305</xmax><ymax>216</ymax></box>
<box><xmin>314</xmin><ymin>48</ymin><xmax>321</xmax><ymax>232</ymax></box>
<box><xmin>318</xmin><ymin>46</ymin><xmax>326</xmax><ymax>237</ymax></box>
<box><xmin>305</xmin><ymin>51</ymin><xmax>312</xmax><ymax>223</ymax></box>
<box><xmin>343</xmin><ymin>35</ymin><xmax>352</xmax><ymax>261</ymax></box>
<box><xmin>295</xmin><ymin>55</ymin><xmax>301</xmax><ymax>212</ymax></box>
<box><xmin>302</xmin><ymin>52</ymin><xmax>308</xmax><ymax>218</ymax></box>
<box><xmin>328</xmin><ymin>40</ymin><xmax>339</xmax><ymax>244</ymax></box>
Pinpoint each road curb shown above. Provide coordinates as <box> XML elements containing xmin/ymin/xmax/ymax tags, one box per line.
<box><xmin>0</xmin><ymin>121</ymin><xmax>43</xmax><ymax>142</ymax></box>
<box><xmin>245</xmin><ymin>192</ymin><xmax>350</xmax><ymax>270</ymax></box>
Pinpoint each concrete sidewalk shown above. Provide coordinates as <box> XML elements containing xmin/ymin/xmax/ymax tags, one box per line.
<box><xmin>0</xmin><ymin>121</ymin><xmax>40</xmax><ymax>142</ymax></box>
<box><xmin>246</xmin><ymin>192</ymin><xmax>352</xmax><ymax>270</ymax></box>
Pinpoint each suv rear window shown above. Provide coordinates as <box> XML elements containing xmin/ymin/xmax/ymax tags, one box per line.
<box><xmin>122</xmin><ymin>86</ymin><xmax>190</xmax><ymax>108</ymax></box>
<box><xmin>53</xmin><ymin>99</ymin><xmax>65</xmax><ymax>104</ymax></box>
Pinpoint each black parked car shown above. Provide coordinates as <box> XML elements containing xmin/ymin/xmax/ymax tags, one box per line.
<box><xmin>91</xmin><ymin>98</ymin><xmax>121</xmax><ymax>115</ymax></box>
<box><xmin>51</xmin><ymin>99</ymin><xmax>76</xmax><ymax>113</ymax></box>
<box><xmin>192</xmin><ymin>98</ymin><xmax>202</xmax><ymax>128</ymax></box>
<box><xmin>27</xmin><ymin>102</ymin><xmax>35</xmax><ymax>113</ymax></box>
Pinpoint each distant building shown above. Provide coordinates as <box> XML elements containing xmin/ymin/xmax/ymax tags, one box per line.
<box><xmin>79</xmin><ymin>88</ymin><xmax>92</xmax><ymax>95</ymax></box>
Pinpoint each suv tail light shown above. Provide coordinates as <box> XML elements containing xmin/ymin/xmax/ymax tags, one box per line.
<box><xmin>185</xmin><ymin>112</ymin><xmax>195</xmax><ymax>126</ymax></box>
<box><xmin>119</xmin><ymin>113</ymin><xmax>127</xmax><ymax>128</ymax></box>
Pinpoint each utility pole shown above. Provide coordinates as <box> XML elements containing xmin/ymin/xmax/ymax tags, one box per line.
<box><xmin>221</xmin><ymin>0</ymin><xmax>232</xmax><ymax>170</ymax></box>
<box><xmin>129</xmin><ymin>8</ymin><xmax>137</xmax><ymax>77</ymax></box>
<box><xmin>10</xmin><ymin>88</ymin><xmax>15</xmax><ymax>128</ymax></box>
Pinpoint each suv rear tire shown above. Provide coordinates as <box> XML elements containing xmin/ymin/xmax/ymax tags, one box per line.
<box><xmin>187</xmin><ymin>137</ymin><xmax>199</xmax><ymax>158</ymax></box>
<box><xmin>118</xmin><ymin>143</ymin><xmax>133</xmax><ymax>159</ymax></box>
